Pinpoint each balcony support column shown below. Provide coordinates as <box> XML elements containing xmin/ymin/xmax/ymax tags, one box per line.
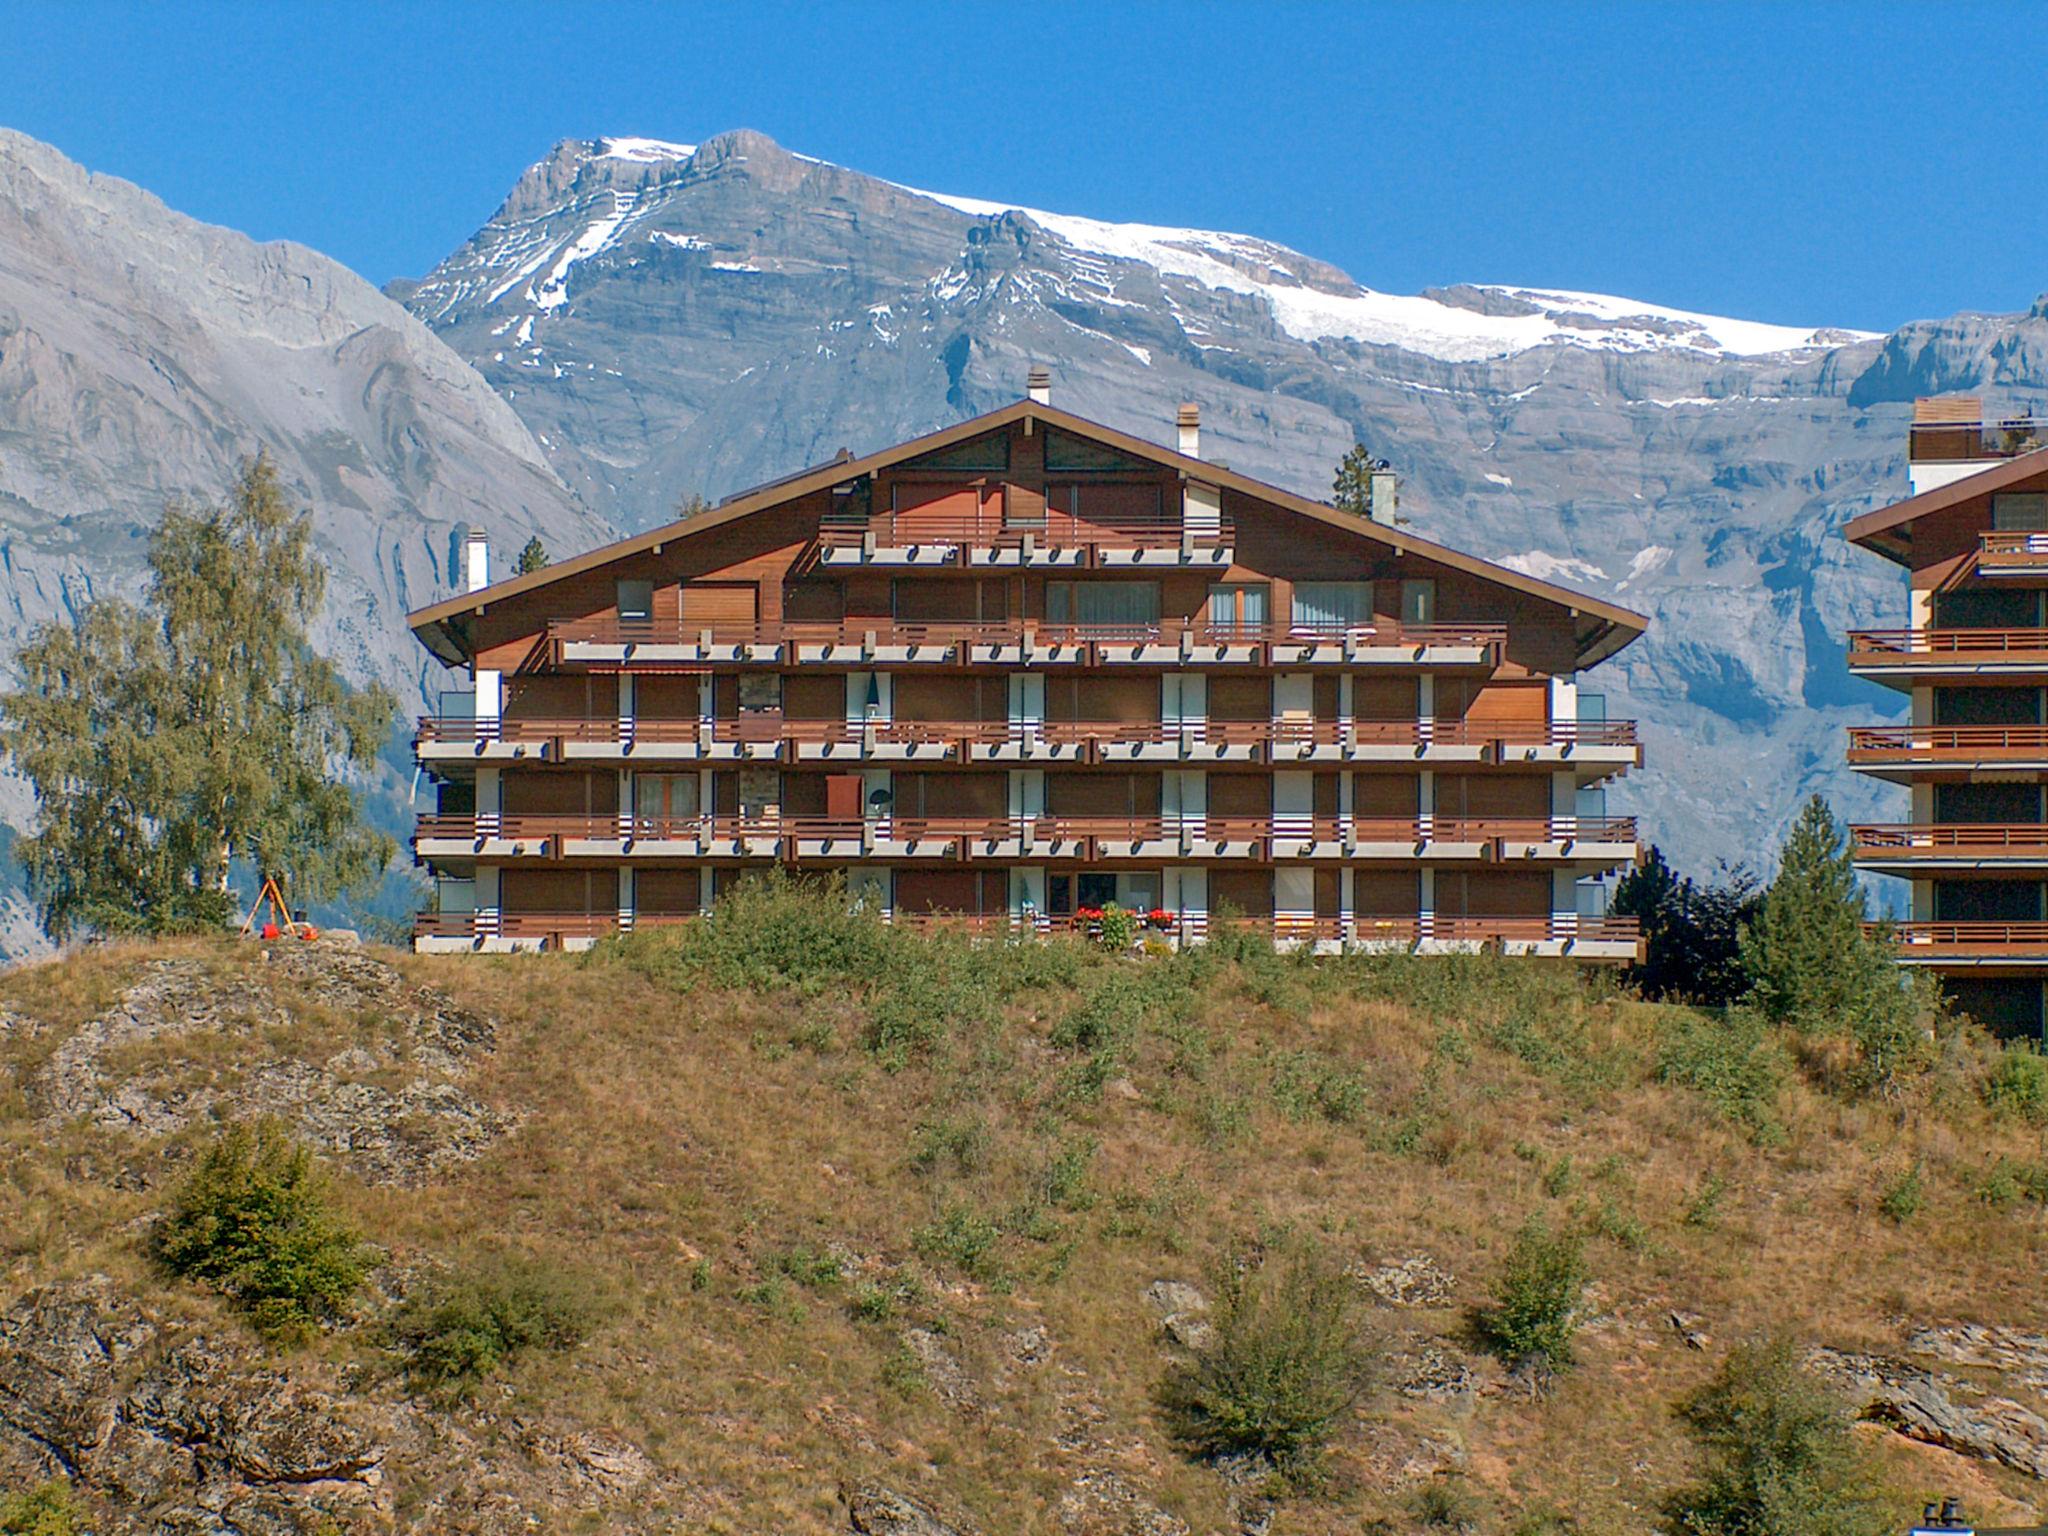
<box><xmin>474</xmin><ymin>668</ymin><xmax>501</xmax><ymax>736</ymax></box>
<box><xmin>618</xmin><ymin>866</ymin><xmax>634</xmax><ymax>933</ymax></box>
<box><xmin>1911</xmin><ymin>684</ymin><xmax>1932</xmax><ymax>728</ymax></box>
<box><xmin>475</xmin><ymin>865</ymin><xmax>501</xmax><ymax>936</ymax></box>
<box><xmin>1418</xmin><ymin>867</ymin><xmax>1436</xmax><ymax>943</ymax></box>
<box><xmin>618</xmin><ymin>672</ymin><xmax>635</xmax><ymax>748</ymax></box>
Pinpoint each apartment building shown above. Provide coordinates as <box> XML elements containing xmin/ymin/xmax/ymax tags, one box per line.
<box><xmin>407</xmin><ymin>381</ymin><xmax>1649</xmax><ymax>957</ymax></box>
<box><xmin>1846</xmin><ymin>396</ymin><xmax>2048</xmax><ymax>1036</ymax></box>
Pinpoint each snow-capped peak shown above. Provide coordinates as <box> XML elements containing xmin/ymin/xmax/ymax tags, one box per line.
<box><xmin>598</xmin><ymin>137</ymin><xmax>697</xmax><ymax>163</ymax></box>
<box><xmin>897</xmin><ymin>184</ymin><xmax>1874</xmax><ymax>363</ymax></box>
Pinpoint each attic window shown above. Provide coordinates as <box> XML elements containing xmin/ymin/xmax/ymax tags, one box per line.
<box><xmin>903</xmin><ymin>433</ymin><xmax>1010</xmax><ymax>473</ymax></box>
<box><xmin>617</xmin><ymin>579</ymin><xmax>654</xmax><ymax>623</ymax></box>
<box><xmin>1044</xmin><ymin>428</ymin><xmax>1149</xmax><ymax>473</ymax></box>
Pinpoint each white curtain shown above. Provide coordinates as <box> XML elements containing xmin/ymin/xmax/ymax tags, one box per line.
<box><xmin>1291</xmin><ymin>581</ymin><xmax>1372</xmax><ymax>630</ymax></box>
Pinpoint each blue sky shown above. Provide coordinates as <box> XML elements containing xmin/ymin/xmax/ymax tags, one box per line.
<box><xmin>3</xmin><ymin>1</ymin><xmax>2042</xmax><ymax>334</ymax></box>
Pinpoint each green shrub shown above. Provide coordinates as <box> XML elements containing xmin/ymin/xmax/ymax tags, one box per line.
<box><xmin>1983</xmin><ymin>1043</ymin><xmax>2048</xmax><ymax>1123</ymax></box>
<box><xmin>153</xmin><ymin>1120</ymin><xmax>370</xmax><ymax>1339</ymax></box>
<box><xmin>0</xmin><ymin>1480</ymin><xmax>81</xmax><ymax>1536</ymax></box>
<box><xmin>1267</xmin><ymin>1049</ymin><xmax>1368</xmax><ymax>1124</ymax></box>
<box><xmin>1878</xmin><ymin>1163</ymin><xmax>1923</xmax><ymax>1225</ymax></box>
<box><xmin>1095</xmin><ymin>902</ymin><xmax>1138</xmax><ymax>952</ymax></box>
<box><xmin>388</xmin><ymin>1254</ymin><xmax>596</xmax><ymax>1388</ymax></box>
<box><xmin>909</xmin><ymin>1115</ymin><xmax>989</xmax><ymax>1175</ymax></box>
<box><xmin>1666</xmin><ymin>1336</ymin><xmax>1889</xmax><ymax>1536</ymax></box>
<box><xmin>1654</xmin><ymin>1008</ymin><xmax>1785</xmax><ymax>1140</ymax></box>
<box><xmin>912</xmin><ymin>1203</ymin><xmax>1004</xmax><ymax>1280</ymax></box>
<box><xmin>1039</xmin><ymin>1136</ymin><xmax>1098</xmax><ymax>1211</ymax></box>
<box><xmin>1480</xmin><ymin>1219</ymin><xmax>1587</xmax><ymax>1371</ymax></box>
<box><xmin>1158</xmin><ymin>1235</ymin><xmax>1376</xmax><ymax>1479</ymax></box>
<box><xmin>1975</xmin><ymin>1157</ymin><xmax>2048</xmax><ymax>1208</ymax></box>
<box><xmin>1413</xmin><ymin>1474</ymin><xmax>1483</xmax><ymax>1531</ymax></box>
<box><xmin>1684</xmin><ymin>1175</ymin><xmax>1729</xmax><ymax>1231</ymax></box>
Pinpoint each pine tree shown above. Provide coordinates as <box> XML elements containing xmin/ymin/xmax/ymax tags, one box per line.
<box><xmin>1612</xmin><ymin>846</ymin><xmax>1760</xmax><ymax>1005</ymax></box>
<box><xmin>1739</xmin><ymin>795</ymin><xmax>1874</xmax><ymax>1026</ymax></box>
<box><xmin>1</xmin><ymin>454</ymin><xmax>396</xmax><ymax>939</ymax></box>
<box><xmin>1330</xmin><ymin>443</ymin><xmax>1386</xmax><ymax>519</ymax></box>
<box><xmin>516</xmin><ymin>535</ymin><xmax>549</xmax><ymax>574</ymax></box>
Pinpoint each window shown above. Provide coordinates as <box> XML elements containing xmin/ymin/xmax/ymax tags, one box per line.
<box><xmin>1993</xmin><ymin>494</ymin><xmax>2048</xmax><ymax>531</ymax></box>
<box><xmin>737</xmin><ymin>674</ymin><xmax>782</xmax><ymax>713</ymax></box>
<box><xmin>1291</xmin><ymin>581</ymin><xmax>1372</xmax><ymax>630</ymax></box>
<box><xmin>617</xmin><ymin>579</ymin><xmax>654</xmax><ymax>622</ymax></box>
<box><xmin>1208</xmin><ymin>583</ymin><xmax>1269</xmax><ymax>630</ymax></box>
<box><xmin>1046</xmin><ymin>581</ymin><xmax>1160</xmax><ymax>627</ymax></box>
<box><xmin>1400</xmin><ymin>579</ymin><xmax>1436</xmax><ymax>624</ymax></box>
<box><xmin>635</xmin><ymin>773</ymin><xmax>701</xmax><ymax>822</ymax></box>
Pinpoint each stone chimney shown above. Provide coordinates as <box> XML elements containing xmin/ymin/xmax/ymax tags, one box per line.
<box><xmin>1026</xmin><ymin>366</ymin><xmax>1051</xmax><ymax>405</ymax></box>
<box><xmin>1367</xmin><ymin>467</ymin><xmax>1398</xmax><ymax>527</ymax></box>
<box><xmin>464</xmin><ymin>527</ymin><xmax>490</xmax><ymax>592</ymax></box>
<box><xmin>1177</xmin><ymin>403</ymin><xmax>1200</xmax><ymax>459</ymax></box>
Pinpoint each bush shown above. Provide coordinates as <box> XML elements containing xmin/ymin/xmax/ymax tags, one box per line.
<box><xmin>153</xmin><ymin>1120</ymin><xmax>370</xmax><ymax>1339</ymax></box>
<box><xmin>1654</xmin><ymin>1008</ymin><xmax>1785</xmax><ymax>1140</ymax></box>
<box><xmin>388</xmin><ymin>1254</ymin><xmax>596</xmax><ymax>1389</ymax></box>
<box><xmin>1983</xmin><ymin>1043</ymin><xmax>2048</xmax><ymax>1123</ymax></box>
<box><xmin>1095</xmin><ymin>902</ymin><xmax>1138</xmax><ymax>952</ymax></box>
<box><xmin>1877</xmin><ymin>1163</ymin><xmax>1923</xmax><ymax>1225</ymax></box>
<box><xmin>1480</xmin><ymin>1219</ymin><xmax>1587</xmax><ymax>1371</ymax></box>
<box><xmin>1158</xmin><ymin>1235</ymin><xmax>1376</xmax><ymax>1478</ymax></box>
<box><xmin>1612</xmin><ymin>846</ymin><xmax>1760</xmax><ymax>1006</ymax></box>
<box><xmin>912</xmin><ymin>1203</ymin><xmax>1004</xmax><ymax>1280</ymax></box>
<box><xmin>1666</xmin><ymin>1336</ymin><xmax>1889</xmax><ymax>1536</ymax></box>
<box><xmin>0</xmin><ymin>1481</ymin><xmax>80</xmax><ymax>1536</ymax></box>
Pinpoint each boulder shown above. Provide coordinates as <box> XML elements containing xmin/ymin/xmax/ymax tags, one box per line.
<box><xmin>845</xmin><ymin>1482</ymin><xmax>977</xmax><ymax>1536</ymax></box>
<box><xmin>1808</xmin><ymin>1346</ymin><xmax>2048</xmax><ymax>1481</ymax></box>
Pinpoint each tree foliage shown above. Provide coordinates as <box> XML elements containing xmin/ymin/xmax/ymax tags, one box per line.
<box><xmin>515</xmin><ymin>535</ymin><xmax>550</xmax><ymax>574</ymax></box>
<box><xmin>1666</xmin><ymin>1337</ymin><xmax>1891</xmax><ymax>1536</ymax></box>
<box><xmin>1330</xmin><ymin>442</ymin><xmax>1388</xmax><ymax>519</ymax></box>
<box><xmin>1739</xmin><ymin>795</ymin><xmax>1932</xmax><ymax>1093</ymax></box>
<box><xmin>1612</xmin><ymin>846</ymin><xmax>1761</xmax><ymax>1005</ymax></box>
<box><xmin>1</xmin><ymin>455</ymin><xmax>395</xmax><ymax>938</ymax></box>
<box><xmin>154</xmin><ymin>1119</ymin><xmax>371</xmax><ymax>1339</ymax></box>
<box><xmin>1159</xmin><ymin>1234</ymin><xmax>1377</xmax><ymax>1478</ymax></box>
<box><xmin>1481</xmin><ymin>1219</ymin><xmax>1587</xmax><ymax>1372</ymax></box>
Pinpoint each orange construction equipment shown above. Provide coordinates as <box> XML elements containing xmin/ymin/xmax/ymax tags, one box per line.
<box><xmin>240</xmin><ymin>875</ymin><xmax>317</xmax><ymax>941</ymax></box>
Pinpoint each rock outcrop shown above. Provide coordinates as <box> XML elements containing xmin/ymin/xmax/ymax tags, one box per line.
<box><xmin>1810</xmin><ymin>1344</ymin><xmax>2048</xmax><ymax>1481</ymax></box>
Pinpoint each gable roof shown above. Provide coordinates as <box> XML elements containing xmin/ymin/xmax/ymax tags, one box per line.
<box><xmin>1845</xmin><ymin>445</ymin><xmax>2048</xmax><ymax>564</ymax></box>
<box><xmin>410</xmin><ymin>400</ymin><xmax>1649</xmax><ymax>667</ymax></box>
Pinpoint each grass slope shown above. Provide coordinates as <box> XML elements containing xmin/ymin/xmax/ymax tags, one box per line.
<box><xmin>4</xmin><ymin>896</ymin><xmax>2047</xmax><ymax>1532</ymax></box>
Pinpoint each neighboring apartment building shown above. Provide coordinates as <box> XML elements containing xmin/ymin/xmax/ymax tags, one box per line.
<box><xmin>406</xmin><ymin>381</ymin><xmax>1649</xmax><ymax>957</ymax></box>
<box><xmin>1845</xmin><ymin>396</ymin><xmax>2048</xmax><ymax>1036</ymax></box>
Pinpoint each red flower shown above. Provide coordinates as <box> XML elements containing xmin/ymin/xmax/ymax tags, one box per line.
<box><xmin>1147</xmin><ymin>908</ymin><xmax>1174</xmax><ymax>927</ymax></box>
<box><xmin>1076</xmin><ymin>905</ymin><xmax>1103</xmax><ymax>921</ymax></box>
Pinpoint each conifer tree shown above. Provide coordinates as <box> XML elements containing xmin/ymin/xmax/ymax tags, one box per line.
<box><xmin>1330</xmin><ymin>443</ymin><xmax>1387</xmax><ymax>519</ymax></box>
<box><xmin>2</xmin><ymin>454</ymin><xmax>396</xmax><ymax>939</ymax></box>
<box><xmin>1739</xmin><ymin>795</ymin><xmax>1874</xmax><ymax>1026</ymax></box>
<box><xmin>516</xmin><ymin>535</ymin><xmax>549</xmax><ymax>574</ymax></box>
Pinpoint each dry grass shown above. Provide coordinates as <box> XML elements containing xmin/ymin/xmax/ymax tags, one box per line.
<box><xmin>2</xmin><ymin>926</ymin><xmax>2047</xmax><ymax>1531</ymax></box>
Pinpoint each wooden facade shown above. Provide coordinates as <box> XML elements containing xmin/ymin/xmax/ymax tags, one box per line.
<box><xmin>407</xmin><ymin>396</ymin><xmax>1648</xmax><ymax>958</ymax></box>
<box><xmin>1845</xmin><ymin>398</ymin><xmax>2048</xmax><ymax>1037</ymax></box>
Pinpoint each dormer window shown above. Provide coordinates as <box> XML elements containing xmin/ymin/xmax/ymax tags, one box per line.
<box><xmin>617</xmin><ymin>579</ymin><xmax>654</xmax><ymax>622</ymax></box>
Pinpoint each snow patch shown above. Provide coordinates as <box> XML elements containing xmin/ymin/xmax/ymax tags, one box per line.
<box><xmin>1483</xmin><ymin>472</ymin><xmax>1513</xmax><ymax>487</ymax></box>
<box><xmin>1617</xmin><ymin>546</ymin><xmax>1673</xmax><ymax>591</ymax></box>
<box><xmin>648</xmin><ymin>230</ymin><xmax>709</xmax><ymax>250</ymax></box>
<box><xmin>1122</xmin><ymin>343</ymin><xmax>1153</xmax><ymax>366</ymax></box>
<box><xmin>1499</xmin><ymin>551</ymin><xmax>1608</xmax><ymax>584</ymax></box>
<box><xmin>599</xmin><ymin>137</ymin><xmax>697</xmax><ymax>163</ymax></box>
<box><xmin>532</xmin><ymin>190</ymin><xmax>641</xmax><ymax>311</ymax></box>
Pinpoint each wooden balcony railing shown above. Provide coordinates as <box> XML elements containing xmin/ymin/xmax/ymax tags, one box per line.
<box><xmin>1847</xmin><ymin>725</ymin><xmax>2048</xmax><ymax>763</ymax></box>
<box><xmin>542</xmin><ymin>616</ymin><xmax>1509</xmax><ymax>661</ymax></box>
<box><xmin>1852</xmin><ymin>824</ymin><xmax>2048</xmax><ymax>857</ymax></box>
<box><xmin>416</xmin><ymin>714</ymin><xmax>1640</xmax><ymax>759</ymax></box>
<box><xmin>1882</xmin><ymin>922</ymin><xmax>2048</xmax><ymax>958</ymax></box>
<box><xmin>1980</xmin><ymin>532</ymin><xmax>2048</xmax><ymax>570</ymax></box>
<box><xmin>412</xmin><ymin>811</ymin><xmax>1637</xmax><ymax>856</ymax></box>
<box><xmin>814</xmin><ymin>508</ymin><xmax>1234</xmax><ymax>552</ymax></box>
<box><xmin>1847</xmin><ymin>627</ymin><xmax>2048</xmax><ymax>663</ymax></box>
<box><xmin>414</xmin><ymin>908</ymin><xmax>1641</xmax><ymax>951</ymax></box>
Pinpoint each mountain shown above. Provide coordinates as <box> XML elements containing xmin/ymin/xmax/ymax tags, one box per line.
<box><xmin>0</xmin><ymin>128</ymin><xmax>607</xmax><ymax>710</ymax></box>
<box><xmin>404</xmin><ymin>127</ymin><xmax>2048</xmax><ymax>876</ymax></box>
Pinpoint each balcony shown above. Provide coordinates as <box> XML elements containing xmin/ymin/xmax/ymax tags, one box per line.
<box><xmin>412</xmin><ymin>812</ymin><xmax>1637</xmax><ymax>867</ymax></box>
<box><xmin>416</xmin><ymin>715</ymin><xmax>1640</xmax><ymax>771</ymax></box>
<box><xmin>1977</xmin><ymin>533</ymin><xmax>2048</xmax><ymax>578</ymax></box>
<box><xmin>1909</xmin><ymin>417</ymin><xmax>2047</xmax><ymax>466</ymax></box>
<box><xmin>1845</xmin><ymin>725</ymin><xmax>2048</xmax><ymax>780</ymax></box>
<box><xmin>1846</xmin><ymin>628</ymin><xmax>2048</xmax><ymax>685</ymax></box>
<box><xmin>1882</xmin><ymin>922</ymin><xmax>2048</xmax><ymax>969</ymax></box>
<box><xmin>413</xmin><ymin>907</ymin><xmax>1641</xmax><ymax>960</ymax></box>
<box><xmin>1851</xmin><ymin>823</ymin><xmax>2048</xmax><ymax>873</ymax></box>
<box><xmin>814</xmin><ymin>508</ymin><xmax>1235</xmax><ymax>569</ymax></box>
<box><xmin>544</xmin><ymin>618</ymin><xmax>1508</xmax><ymax>672</ymax></box>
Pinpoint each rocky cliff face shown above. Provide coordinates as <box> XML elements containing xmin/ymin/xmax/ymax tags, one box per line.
<box><xmin>0</xmin><ymin>128</ymin><xmax>608</xmax><ymax>711</ymax></box>
<box><xmin>406</xmin><ymin>127</ymin><xmax>2048</xmax><ymax>874</ymax></box>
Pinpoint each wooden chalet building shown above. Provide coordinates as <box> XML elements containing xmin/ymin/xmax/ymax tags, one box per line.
<box><xmin>406</xmin><ymin>380</ymin><xmax>1649</xmax><ymax>957</ymax></box>
<box><xmin>1846</xmin><ymin>396</ymin><xmax>2048</xmax><ymax>1035</ymax></box>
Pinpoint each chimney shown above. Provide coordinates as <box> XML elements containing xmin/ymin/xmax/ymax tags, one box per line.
<box><xmin>1177</xmin><ymin>403</ymin><xmax>1201</xmax><ymax>459</ymax></box>
<box><xmin>1026</xmin><ymin>365</ymin><xmax>1051</xmax><ymax>405</ymax></box>
<box><xmin>464</xmin><ymin>527</ymin><xmax>490</xmax><ymax>593</ymax></box>
<box><xmin>1368</xmin><ymin>465</ymin><xmax>1398</xmax><ymax>526</ymax></box>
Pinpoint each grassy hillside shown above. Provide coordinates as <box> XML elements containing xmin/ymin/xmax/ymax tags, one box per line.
<box><xmin>3</xmin><ymin>892</ymin><xmax>2047</xmax><ymax>1533</ymax></box>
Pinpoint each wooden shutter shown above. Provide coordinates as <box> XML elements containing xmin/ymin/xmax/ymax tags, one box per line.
<box><xmin>680</xmin><ymin>584</ymin><xmax>757</xmax><ymax>626</ymax></box>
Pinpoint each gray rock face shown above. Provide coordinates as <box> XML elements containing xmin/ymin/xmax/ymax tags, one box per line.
<box><xmin>407</xmin><ymin>127</ymin><xmax>2048</xmax><ymax>870</ymax></box>
<box><xmin>1809</xmin><ymin>1343</ymin><xmax>2048</xmax><ymax>1481</ymax></box>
